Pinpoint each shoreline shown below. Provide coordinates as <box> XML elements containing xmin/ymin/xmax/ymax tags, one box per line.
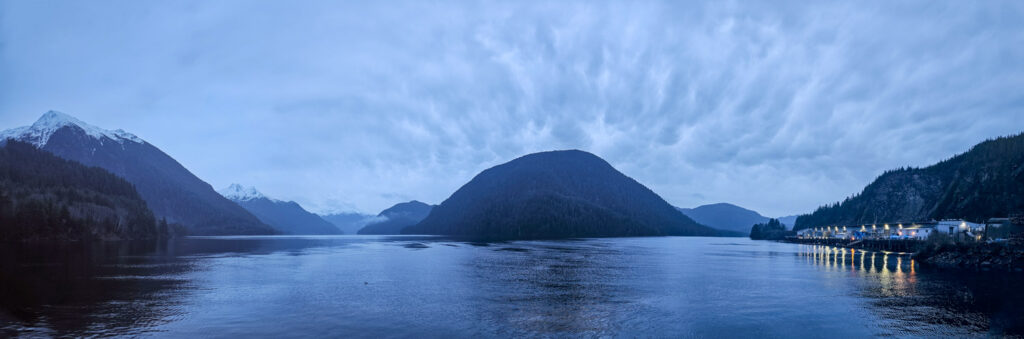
<box><xmin>779</xmin><ymin>238</ymin><xmax>1024</xmax><ymax>271</ymax></box>
<box><xmin>914</xmin><ymin>242</ymin><xmax>1024</xmax><ymax>271</ymax></box>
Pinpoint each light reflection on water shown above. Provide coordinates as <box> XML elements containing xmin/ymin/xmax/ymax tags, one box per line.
<box><xmin>1</xmin><ymin>237</ymin><xmax>1022</xmax><ymax>337</ymax></box>
<box><xmin>795</xmin><ymin>244</ymin><xmax>1023</xmax><ymax>337</ymax></box>
<box><xmin>799</xmin><ymin>245</ymin><xmax>917</xmax><ymax>274</ymax></box>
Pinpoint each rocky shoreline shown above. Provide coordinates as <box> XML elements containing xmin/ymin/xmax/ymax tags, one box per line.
<box><xmin>913</xmin><ymin>243</ymin><xmax>1024</xmax><ymax>271</ymax></box>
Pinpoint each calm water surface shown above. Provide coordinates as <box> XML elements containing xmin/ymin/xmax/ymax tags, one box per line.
<box><xmin>1</xmin><ymin>236</ymin><xmax>1022</xmax><ymax>337</ymax></box>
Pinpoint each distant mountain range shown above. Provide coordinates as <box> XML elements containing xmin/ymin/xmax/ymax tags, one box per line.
<box><xmin>676</xmin><ymin>203</ymin><xmax>769</xmax><ymax>234</ymax></box>
<box><xmin>357</xmin><ymin>201</ymin><xmax>433</xmax><ymax>235</ymax></box>
<box><xmin>320</xmin><ymin>212</ymin><xmax>377</xmax><ymax>234</ymax></box>
<box><xmin>220</xmin><ymin>184</ymin><xmax>341</xmax><ymax>235</ymax></box>
<box><xmin>11</xmin><ymin>112</ymin><xmax>1013</xmax><ymax>239</ymax></box>
<box><xmin>0</xmin><ymin>140</ymin><xmax>166</xmax><ymax>240</ymax></box>
<box><xmin>403</xmin><ymin>150</ymin><xmax>720</xmax><ymax>239</ymax></box>
<box><xmin>794</xmin><ymin>133</ymin><xmax>1024</xmax><ymax>230</ymax></box>
<box><xmin>1</xmin><ymin>111</ymin><xmax>275</xmax><ymax>235</ymax></box>
<box><xmin>676</xmin><ymin>203</ymin><xmax>799</xmax><ymax>235</ymax></box>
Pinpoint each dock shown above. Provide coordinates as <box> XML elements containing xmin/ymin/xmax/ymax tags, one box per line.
<box><xmin>783</xmin><ymin>237</ymin><xmax>924</xmax><ymax>253</ymax></box>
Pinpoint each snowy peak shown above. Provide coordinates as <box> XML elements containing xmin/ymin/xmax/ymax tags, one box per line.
<box><xmin>0</xmin><ymin>110</ymin><xmax>144</xmax><ymax>147</ymax></box>
<box><xmin>219</xmin><ymin>184</ymin><xmax>268</xmax><ymax>202</ymax></box>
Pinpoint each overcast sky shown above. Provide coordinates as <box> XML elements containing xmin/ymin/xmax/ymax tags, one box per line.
<box><xmin>2</xmin><ymin>1</ymin><xmax>1022</xmax><ymax>216</ymax></box>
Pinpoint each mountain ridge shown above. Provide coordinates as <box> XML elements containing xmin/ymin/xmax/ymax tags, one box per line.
<box><xmin>220</xmin><ymin>184</ymin><xmax>341</xmax><ymax>235</ymax></box>
<box><xmin>676</xmin><ymin>203</ymin><xmax>771</xmax><ymax>235</ymax></box>
<box><xmin>403</xmin><ymin>150</ymin><xmax>720</xmax><ymax>239</ymax></box>
<box><xmin>357</xmin><ymin>200</ymin><xmax>433</xmax><ymax>235</ymax></box>
<box><xmin>794</xmin><ymin>133</ymin><xmax>1024</xmax><ymax>230</ymax></box>
<box><xmin>0</xmin><ymin>140</ymin><xmax>167</xmax><ymax>240</ymax></box>
<box><xmin>1</xmin><ymin>111</ymin><xmax>275</xmax><ymax>235</ymax></box>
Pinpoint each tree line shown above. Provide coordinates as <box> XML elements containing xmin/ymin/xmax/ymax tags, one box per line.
<box><xmin>0</xmin><ymin>140</ymin><xmax>171</xmax><ymax>240</ymax></box>
<box><xmin>750</xmin><ymin>218</ymin><xmax>792</xmax><ymax>240</ymax></box>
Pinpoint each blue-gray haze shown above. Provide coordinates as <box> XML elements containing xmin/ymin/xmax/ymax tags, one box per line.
<box><xmin>1</xmin><ymin>1</ymin><xmax>1022</xmax><ymax>216</ymax></box>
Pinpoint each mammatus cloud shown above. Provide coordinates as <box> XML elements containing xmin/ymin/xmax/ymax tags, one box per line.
<box><xmin>1</xmin><ymin>1</ymin><xmax>1022</xmax><ymax>216</ymax></box>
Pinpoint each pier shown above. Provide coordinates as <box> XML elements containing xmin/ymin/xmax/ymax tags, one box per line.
<box><xmin>784</xmin><ymin>237</ymin><xmax>924</xmax><ymax>253</ymax></box>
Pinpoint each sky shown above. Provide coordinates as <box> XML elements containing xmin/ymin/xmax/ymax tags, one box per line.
<box><xmin>1</xmin><ymin>1</ymin><xmax>1022</xmax><ymax>217</ymax></box>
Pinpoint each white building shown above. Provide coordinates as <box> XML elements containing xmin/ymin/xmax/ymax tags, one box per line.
<box><xmin>796</xmin><ymin>219</ymin><xmax>983</xmax><ymax>241</ymax></box>
<box><xmin>899</xmin><ymin>224</ymin><xmax>935</xmax><ymax>240</ymax></box>
<box><xmin>900</xmin><ymin>220</ymin><xmax>983</xmax><ymax>240</ymax></box>
<box><xmin>933</xmin><ymin>220</ymin><xmax>984</xmax><ymax>234</ymax></box>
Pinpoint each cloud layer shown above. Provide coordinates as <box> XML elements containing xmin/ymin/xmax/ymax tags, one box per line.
<box><xmin>2</xmin><ymin>1</ymin><xmax>1022</xmax><ymax>216</ymax></box>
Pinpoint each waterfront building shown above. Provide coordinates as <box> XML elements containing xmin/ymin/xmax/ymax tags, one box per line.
<box><xmin>899</xmin><ymin>224</ymin><xmax>935</xmax><ymax>240</ymax></box>
<box><xmin>933</xmin><ymin>220</ymin><xmax>984</xmax><ymax>235</ymax></box>
<box><xmin>796</xmin><ymin>219</ymin><xmax>984</xmax><ymax>241</ymax></box>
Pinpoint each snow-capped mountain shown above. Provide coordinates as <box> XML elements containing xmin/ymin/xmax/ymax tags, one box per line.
<box><xmin>219</xmin><ymin>184</ymin><xmax>269</xmax><ymax>202</ymax></box>
<box><xmin>220</xmin><ymin>184</ymin><xmax>342</xmax><ymax>235</ymax></box>
<box><xmin>1</xmin><ymin>111</ymin><xmax>275</xmax><ymax>235</ymax></box>
<box><xmin>1</xmin><ymin>110</ymin><xmax>143</xmax><ymax>147</ymax></box>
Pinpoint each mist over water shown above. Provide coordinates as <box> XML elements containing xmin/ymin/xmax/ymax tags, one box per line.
<box><xmin>2</xmin><ymin>236</ymin><xmax>1021</xmax><ymax>337</ymax></box>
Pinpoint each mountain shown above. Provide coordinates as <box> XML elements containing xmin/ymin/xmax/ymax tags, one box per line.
<box><xmin>794</xmin><ymin>133</ymin><xmax>1024</xmax><ymax>230</ymax></box>
<box><xmin>402</xmin><ymin>150</ymin><xmax>719</xmax><ymax>239</ymax></box>
<box><xmin>0</xmin><ymin>140</ymin><xmax>168</xmax><ymax>240</ymax></box>
<box><xmin>320</xmin><ymin>212</ymin><xmax>378</xmax><ymax>235</ymax></box>
<box><xmin>357</xmin><ymin>201</ymin><xmax>433</xmax><ymax>235</ymax></box>
<box><xmin>676</xmin><ymin>203</ymin><xmax>770</xmax><ymax>235</ymax></box>
<box><xmin>0</xmin><ymin>111</ymin><xmax>275</xmax><ymax>235</ymax></box>
<box><xmin>219</xmin><ymin>184</ymin><xmax>341</xmax><ymax>235</ymax></box>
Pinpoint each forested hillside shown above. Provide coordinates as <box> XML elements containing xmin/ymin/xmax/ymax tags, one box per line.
<box><xmin>357</xmin><ymin>201</ymin><xmax>433</xmax><ymax>235</ymax></box>
<box><xmin>794</xmin><ymin>133</ymin><xmax>1024</xmax><ymax>230</ymax></box>
<box><xmin>677</xmin><ymin>203</ymin><xmax>770</xmax><ymax>234</ymax></box>
<box><xmin>404</xmin><ymin>150</ymin><xmax>718</xmax><ymax>239</ymax></box>
<box><xmin>0</xmin><ymin>141</ymin><xmax>168</xmax><ymax>240</ymax></box>
<box><xmin>2</xmin><ymin>111</ymin><xmax>275</xmax><ymax>235</ymax></box>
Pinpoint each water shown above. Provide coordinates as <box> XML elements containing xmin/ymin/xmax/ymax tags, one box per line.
<box><xmin>1</xmin><ymin>236</ymin><xmax>1022</xmax><ymax>338</ymax></box>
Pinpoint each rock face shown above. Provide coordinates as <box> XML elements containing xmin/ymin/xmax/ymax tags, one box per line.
<box><xmin>220</xmin><ymin>184</ymin><xmax>341</xmax><ymax>235</ymax></box>
<box><xmin>357</xmin><ymin>201</ymin><xmax>433</xmax><ymax>235</ymax></box>
<box><xmin>677</xmin><ymin>203</ymin><xmax>771</xmax><ymax>235</ymax></box>
<box><xmin>1</xmin><ymin>111</ymin><xmax>275</xmax><ymax>235</ymax></box>
<box><xmin>795</xmin><ymin>133</ymin><xmax>1024</xmax><ymax>230</ymax></box>
<box><xmin>402</xmin><ymin>150</ymin><xmax>718</xmax><ymax>239</ymax></box>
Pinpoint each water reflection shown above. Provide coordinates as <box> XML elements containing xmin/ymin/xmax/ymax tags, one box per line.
<box><xmin>0</xmin><ymin>236</ymin><xmax>445</xmax><ymax>337</ymax></box>
<box><xmin>1</xmin><ymin>237</ymin><xmax>1022</xmax><ymax>337</ymax></box>
<box><xmin>796</xmin><ymin>244</ymin><xmax>1024</xmax><ymax>336</ymax></box>
<box><xmin>798</xmin><ymin>245</ymin><xmax>917</xmax><ymax>274</ymax></box>
<box><xmin>465</xmin><ymin>242</ymin><xmax>637</xmax><ymax>336</ymax></box>
<box><xmin>0</xmin><ymin>240</ymin><xmax>191</xmax><ymax>337</ymax></box>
